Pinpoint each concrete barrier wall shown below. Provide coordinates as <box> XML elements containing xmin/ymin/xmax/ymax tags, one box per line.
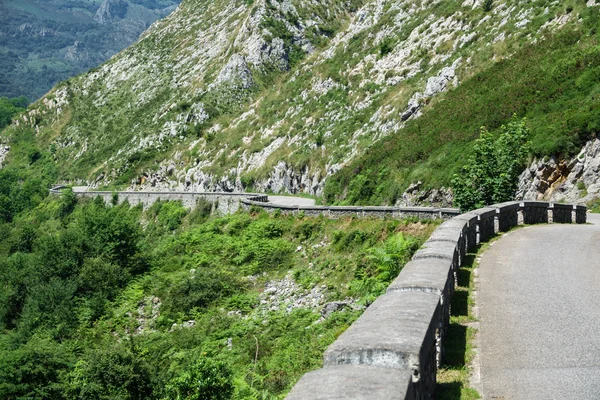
<box><xmin>286</xmin><ymin>201</ymin><xmax>587</xmax><ymax>400</ymax></box>
<box><xmin>52</xmin><ymin>187</ymin><xmax>460</xmax><ymax>220</ymax></box>
<box><xmin>52</xmin><ymin>188</ymin><xmax>269</xmax><ymax>215</ymax></box>
<box><xmin>241</xmin><ymin>199</ymin><xmax>461</xmax><ymax>220</ymax></box>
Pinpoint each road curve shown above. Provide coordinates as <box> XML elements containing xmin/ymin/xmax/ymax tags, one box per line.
<box><xmin>69</xmin><ymin>187</ymin><xmax>316</xmax><ymax>207</ymax></box>
<box><xmin>267</xmin><ymin>195</ymin><xmax>316</xmax><ymax>207</ymax></box>
<box><xmin>477</xmin><ymin>213</ymin><xmax>600</xmax><ymax>399</ymax></box>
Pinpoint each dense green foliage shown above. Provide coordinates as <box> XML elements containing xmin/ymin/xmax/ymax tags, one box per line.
<box><xmin>0</xmin><ymin>97</ymin><xmax>28</xmax><ymax>130</ymax></box>
<box><xmin>0</xmin><ymin>0</ymin><xmax>179</xmax><ymax>100</ymax></box>
<box><xmin>166</xmin><ymin>358</ymin><xmax>234</xmax><ymax>400</ymax></box>
<box><xmin>325</xmin><ymin>20</ymin><xmax>600</xmax><ymax>206</ymax></box>
<box><xmin>0</xmin><ymin>175</ymin><xmax>434</xmax><ymax>398</ymax></box>
<box><xmin>452</xmin><ymin>118</ymin><xmax>530</xmax><ymax>211</ymax></box>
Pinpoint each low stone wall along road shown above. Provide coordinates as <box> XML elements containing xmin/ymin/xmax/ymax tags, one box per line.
<box><xmin>477</xmin><ymin>213</ymin><xmax>600</xmax><ymax>399</ymax></box>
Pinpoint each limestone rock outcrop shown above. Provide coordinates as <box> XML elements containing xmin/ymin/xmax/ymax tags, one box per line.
<box><xmin>517</xmin><ymin>139</ymin><xmax>600</xmax><ymax>204</ymax></box>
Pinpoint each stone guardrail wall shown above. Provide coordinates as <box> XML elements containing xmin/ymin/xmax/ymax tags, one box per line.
<box><xmin>50</xmin><ymin>186</ymin><xmax>269</xmax><ymax>215</ymax></box>
<box><xmin>286</xmin><ymin>201</ymin><xmax>587</xmax><ymax>400</ymax></box>
<box><xmin>50</xmin><ymin>186</ymin><xmax>461</xmax><ymax>220</ymax></box>
<box><xmin>241</xmin><ymin>198</ymin><xmax>460</xmax><ymax>220</ymax></box>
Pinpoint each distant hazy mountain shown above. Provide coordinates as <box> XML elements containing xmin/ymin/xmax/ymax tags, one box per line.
<box><xmin>0</xmin><ymin>0</ymin><xmax>179</xmax><ymax>100</ymax></box>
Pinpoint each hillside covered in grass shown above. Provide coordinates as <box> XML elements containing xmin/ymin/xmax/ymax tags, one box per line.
<box><xmin>3</xmin><ymin>0</ymin><xmax>599</xmax><ymax>206</ymax></box>
<box><xmin>325</xmin><ymin>22</ymin><xmax>600</xmax><ymax>205</ymax></box>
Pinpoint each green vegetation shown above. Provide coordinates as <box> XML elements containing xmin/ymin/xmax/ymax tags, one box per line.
<box><xmin>482</xmin><ymin>0</ymin><xmax>493</xmax><ymax>12</ymax></box>
<box><xmin>436</xmin><ymin>248</ymin><xmax>480</xmax><ymax>399</ymax></box>
<box><xmin>325</xmin><ymin>20</ymin><xmax>600</xmax><ymax>206</ymax></box>
<box><xmin>452</xmin><ymin>117</ymin><xmax>530</xmax><ymax>211</ymax></box>
<box><xmin>587</xmin><ymin>198</ymin><xmax>600</xmax><ymax>213</ymax></box>
<box><xmin>0</xmin><ymin>173</ymin><xmax>435</xmax><ymax>398</ymax></box>
<box><xmin>5</xmin><ymin>0</ymin><xmax>582</xmax><ymax>200</ymax></box>
<box><xmin>0</xmin><ymin>96</ymin><xmax>28</xmax><ymax>130</ymax></box>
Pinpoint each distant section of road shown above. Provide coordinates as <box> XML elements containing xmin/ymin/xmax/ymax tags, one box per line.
<box><xmin>477</xmin><ymin>213</ymin><xmax>600</xmax><ymax>399</ymax></box>
<box><xmin>68</xmin><ymin>187</ymin><xmax>317</xmax><ymax>207</ymax></box>
<box><xmin>267</xmin><ymin>196</ymin><xmax>316</xmax><ymax>207</ymax></box>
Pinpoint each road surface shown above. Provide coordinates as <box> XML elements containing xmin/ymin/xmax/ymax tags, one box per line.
<box><xmin>477</xmin><ymin>213</ymin><xmax>600</xmax><ymax>399</ymax></box>
<box><xmin>267</xmin><ymin>195</ymin><xmax>316</xmax><ymax>206</ymax></box>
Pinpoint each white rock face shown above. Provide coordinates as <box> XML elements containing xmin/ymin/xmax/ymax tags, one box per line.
<box><xmin>424</xmin><ymin>65</ymin><xmax>456</xmax><ymax>97</ymax></box>
<box><xmin>397</xmin><ymin>181</ymin><xmax>453</xmax><ymax>207</ymax></box>
<box><xmin>214</xmin><ymin>54</ymin><xmax>254</xmax><ymax>89</ymax></box>
<box><xmin>517</xmin><ymin>139</ymin><xmax>600</xmax><ymax>204</ymax></box>
<box><xmin>254</xmin><ymin>161</ymin><xmax>324</xmax><ymax>196</ymax></box>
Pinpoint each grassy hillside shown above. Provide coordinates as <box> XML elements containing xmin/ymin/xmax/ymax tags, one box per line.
<box><xmin>325</xmin><ymin>15</ymin><xmax>600</xmax><ymax>205</ymax></box>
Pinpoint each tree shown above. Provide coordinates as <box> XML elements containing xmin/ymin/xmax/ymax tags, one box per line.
<box><xmin>0</xmin><ymin>334</ymin><xmax>72</xmax><ymax>399</ymax></box>
<box><xmin>0</xmin><ymin>96</ymin><xmax>28</xmax><ymax>130</ymax></box>
<box><xmin>452</xmin><ymin>117</ymin><xmax>530</xmax><ymax>211</ymax></box>
<box><xmin>166</xmin><ymin>358</ymin><xmax>234</xmax><ymax>400</ymax></box>
<box><xmin>66</xmin><ymin>340</ymin><xmax>154</xmax><ymax>400</ymax></box>
<box><xmin>58</xmin><ymin>187</ymin><xmax>78</xmax><ymax>219</ymax></box>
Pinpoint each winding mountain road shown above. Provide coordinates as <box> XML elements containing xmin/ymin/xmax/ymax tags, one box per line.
<box><xmin>477</xmin><ymin>213</ymin><xmax>600</xmax><ymax>399</ymax></box>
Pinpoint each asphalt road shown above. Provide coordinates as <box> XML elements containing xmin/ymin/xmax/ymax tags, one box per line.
<box><xmin>267</xmin><ymin>195</ymin><xmax>316</xmax><ymax>206</ymax></box>
<box><xmin>477</xmin><ymin>213</ymin><xmax>600</xmax><ymax>399</ymax></box>
<box><xmin>69</xmin><ymin>187</ymin><xmax>317</xmax><ymax>208</ymax></box>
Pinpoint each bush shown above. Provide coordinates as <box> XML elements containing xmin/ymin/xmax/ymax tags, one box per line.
<box><xmin>166</xmin><ymin>358</ymin><xmax>234</xmax><ymax>400</ymax></box>
<box><xmin>58</xmin><ymin>187</ymin><xmax>78</xmax><ymax>219</ymax></box>
<box><xmin>482</xmin><ymin>0</ymin><xmax>493</xmax><ymax>12</ymax></box>
<box><xmin>161</xmin><ymin>270</ymin><xmax>239</xmax><ymax>315</ymax></box>
<box><xmin>66</xmin><ymin>341</ymin><xmax>154</xmax><ymax>400</ymax></box>
<box><xmin>451</xmin><ymin>117</ymin><xmax>530</xmax><ymax>211</ymax></box>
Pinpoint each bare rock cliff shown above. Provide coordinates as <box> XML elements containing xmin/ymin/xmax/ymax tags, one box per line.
<box><xmin>517</xmin><ymin>139</ymin><xmax>600</xmax><ymax>204</ymax></box>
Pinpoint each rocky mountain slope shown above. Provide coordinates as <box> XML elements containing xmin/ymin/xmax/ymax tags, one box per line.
<box><xmin>3</xmin><ymin>0</ymin><xmax>600</xmax><ymax>206</ymax></box>
<box><xmin>0</xmin><ymin>0</ymin><xmax>179</xmax><ymax>100</ymax></box>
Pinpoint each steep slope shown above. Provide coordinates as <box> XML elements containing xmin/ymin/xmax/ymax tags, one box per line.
<box><xmin>2</xmin><ymin>0</ymin><xmax>600</xmax><ymax>206</ymax></box>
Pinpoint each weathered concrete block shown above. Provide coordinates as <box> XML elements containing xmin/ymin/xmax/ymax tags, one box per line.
<box><xmin>285</xmin><ymin>365</ymin><xmax>415</xmax><ymax>400</ymax></box>
<box><xmin>296</xmin><ymin>206</ymin><xmax>327</xmax><ymax>217</ymax></box>
<box><xmin>521</xmin><ymin>201</ymin><xmax>549</xmax><ymax>224</ymax></box>
<box><xmin>576</xmin><ymin>205</ymin><xmax>587</xmax><ymax>224</ymax></box>
<box><xmin>388</xmin><ymin>258</ymin><xmax>454</xmax><ymax>343</ymax></box>
<box><xmin>412</xmin><ymin>240</ymin><xmax>459</xmax><ymax>271</ymax></box>
<box><xmin>493</xmin><ymin>201</ymin><xmax>520</xmax><ymax>232</ymax></box>
<box><xmin>323</xmin><ymin>291</ymin><xmax>440</xmax><ymax>398</ymax></box>
<box><xmin>329</xmin><ymin>206</ymin><xmax>363</xmax><ymax>218</ymax></box>
<box><xmin>452</xmin><ymin>212</ymin><xmax>479</xmax><ymax>251</ymax></box>
<box><xmin>551</xmin><ymin>203</ymin><xmax>574</xmax><ymax>223</ymax></box>
<box><xmin>475</xmin><ymin>208</ymin><xmax>497</xmax><ymax>242</ymax></box>
<box><xmin>363</xmin><ymin>206</ymin><xmax>397</xmax><ymax>218</ymax></box>
<box><xmin>427</xmin><ymin>220</ymin><xmax>467</xmax><ymax>261</ymax></box>
<box><xmin>439</xmin><ymin>208</ymin><xmax>461</xmax><ymax>220</ymax></box>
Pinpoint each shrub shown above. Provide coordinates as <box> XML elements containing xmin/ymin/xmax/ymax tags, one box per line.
<box><xmin>451</xmin><ymin>117</ymin><xmax>530</xmax><ymax>211</ymax></box>
<box><xmin>166</xmin><ymin>358</ymin><xmax>234</xmax><ymax>400</ymax></box>
<box><xmin>160</xmin><ymin>270</ymin><xmax>242</xmax><ymax>316</ymax></box>
<box><xmin>66</xmin><ymin>341</ymin><xmax>154</xmax><ymax>400</ymax></box>
<box><xmin>379</xmin><ymin>37</ymin><xmax>394</xmax><ymax>57</ymax></box>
